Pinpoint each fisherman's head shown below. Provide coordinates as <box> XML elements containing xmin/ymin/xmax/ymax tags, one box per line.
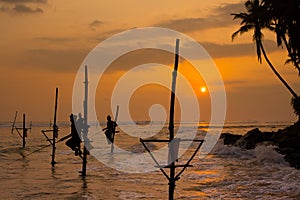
<box><xmin>107</xmin><ymin>115</ymin><xmax>111</xmax><ymax>121</ymax></box>
<box><xmin>70</xmin><ymin>114</ymin><xmax>77</xmax><ymax>121</ymax></box>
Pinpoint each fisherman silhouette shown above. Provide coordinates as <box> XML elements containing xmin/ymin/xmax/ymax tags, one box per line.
<box><xmin>76</xmin><ymin>113</ymin><xmax>84</xmax><ymax>139</ymax></box>
<box><xmin>60</xmin><ymin>114</ymin><xmax>82</xmax><ymax>156</ymax></box>
<box><xmin>76</xmin><ymin>112</ymin><xmax>91</xmax><ymax>154</ymax></box>
<box><xmin>102</xmin><ymin>115</ymin><xmax>117</xmax><ymax>144</ymax></box>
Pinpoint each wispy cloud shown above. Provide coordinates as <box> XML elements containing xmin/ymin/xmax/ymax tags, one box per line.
<box><xmin>0</xmin><ymin>0</ymin><xmax>47</xmax><ymax>14</ymax></box>
<box><xmin>0</xmin><ymin>0</ymin><xmax>47</xmax><ymax>3</ymax></box>
<box><xmin>89</xmin><ymin>20</ymin><xmax>103</xmax><ymax>31</ymax></box>
<box><xmin>202</xmin><ymin>40</ymin><xmax>279</xmax><ymax>58</ymax></box>
<box><xmin>24</xmin><ymin>48</ymin><xmax>88</xmax><ymax>72</ymax></box>
<box><xmin>154</xmin><ymin>3</ymin><xmax>243</xmax><ymax>32</ymax></box>
<box><xmin>13</xmin><ymin>4</ymin><xmax>43</xmax><ymax>13</ymax></box>
<box><xmin>34</xmin><ymin>36</ymin><xmax>76</xmax><ymax>43</ymax></box>
<box><xmin>0</xmin><ymin>5</ymin><xmax>8</xmax><ymax>12</ymax></box>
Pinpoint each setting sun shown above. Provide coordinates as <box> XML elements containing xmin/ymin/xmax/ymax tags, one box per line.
<box><xmin>200</xmin><ymin>86</ymin><xmax>207</xmax><ymax>93</ymax></box>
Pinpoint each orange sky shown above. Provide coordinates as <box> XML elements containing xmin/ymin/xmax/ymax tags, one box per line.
<box><xmin>0</xmin><ymin>0</ymin><xmax>299</xmax><ymax>123</ymax></box>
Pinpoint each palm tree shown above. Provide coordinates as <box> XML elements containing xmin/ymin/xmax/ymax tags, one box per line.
<box><xmin>232</xmin><ymin>0</ymin><xmax>298</xmax><ymax>98</ymax></box>
<box><xmin>232</xmin><ymin>0</ymin><xmax>299</xmax><ymax>120</ymax></box>
<box><xmin>263</xmin><ymin>0</ymin><xmax>300</xmax><ymax>74</ymax></box>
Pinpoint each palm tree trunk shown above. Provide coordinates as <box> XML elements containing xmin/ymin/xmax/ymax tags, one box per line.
<box><xmin>259</xmin><ymin>40</ymin><xmax>298</xmax><ymax>98</ymax></box>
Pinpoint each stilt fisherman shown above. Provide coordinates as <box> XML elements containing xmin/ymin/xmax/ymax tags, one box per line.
<box><xmin>102</xmin><ymin>115</ymin><xmax>117</xmax><ymax>144</ymax></box>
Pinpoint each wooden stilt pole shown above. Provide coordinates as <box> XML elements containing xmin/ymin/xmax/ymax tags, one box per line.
<box><xmin>111</xmin><ymin>105</ymin><xmax>119</xmax><ymax>153</ymax></box>
<box><xmin>51</xmin><ymin>88</ymin><xmax>59</xmax><ymax>166</ymax></box>
<box><xmin>22</xmin><ymin>113</ymin><xmax>27</xmax><ymax>148</ymax></box>
<box><xmin>140</xmin><ymin>39</ymin><xmax>205</xmax><ymax>199</ymax></box>
<box><xmin>81</xmin><ymin>65</ymin><xmax>89</xmax><ymax>177</ymax></box>
<box><xmin>168</xmin><ymin>38</ymin><xmax>180</xmax><ymax>200</ymax></box>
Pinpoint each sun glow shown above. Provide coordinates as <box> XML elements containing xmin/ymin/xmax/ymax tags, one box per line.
<box><xmin>200</xmin><ymin>86</ymin><xmax>207</xmax><ymax>93</ymax></box>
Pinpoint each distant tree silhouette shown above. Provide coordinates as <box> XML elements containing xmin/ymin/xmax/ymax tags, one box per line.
<box><xmin>232</xmin><ymin>0</ymin><xmax>299</xmax><ymax>121</ymax></box>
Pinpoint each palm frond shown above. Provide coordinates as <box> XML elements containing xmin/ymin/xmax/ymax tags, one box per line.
<box><xmin>231</xmin><ymin>31</ymin><xmax>239</xmax><ymax>41</ymax></box>
<box><xmin>285</xmin><ymin>58</ymin><xmax>292</xmax><ymax>65</ymax></box>
<box><xmin>231</xmin><ymin>13</ymin><xmax>249</xmax><ymax>21</ymax></box>
<box><xmin>232</xmin><ymin>25</ymin><xmax>254</xmax><ymax>40</ymax></box>
<box><xmin>276</xmin><ymin>34</ymin><xmax>282</xmax><ymax>47</ymax></box>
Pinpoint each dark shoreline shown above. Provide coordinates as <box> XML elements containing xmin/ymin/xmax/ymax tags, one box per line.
<box><xmin>221</xmin><ymin>122</ymin><xmax>300</xmax><ymax>170</ymax></box>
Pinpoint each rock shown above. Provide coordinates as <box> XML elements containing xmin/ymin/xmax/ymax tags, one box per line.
<box><xmin>284</xmin><ymin>151</ymin><xmax>300</xmax><ymax>169</ymax></box>
<box><xmin>236</xmin><ymin>128</ymin><xmax>263</xmax><ymax>149</ymax></box>
<box><xmin>261</xmin><ymin>131</ymin><xmax>275</xmax><ymax>141</ymax></box>
<box><xmin>274</xmin><ymin>123</ymin><xmax>300</xmax><ymax>169</ymax></box>
<box><xmin>277</xmin><ymin>125</ymin><xmax>300</xmax><ymax>149</ymax></box>
<box><xmin>220</xmin><ymin>133</ymin><xmax>242</xmax><ymax>145</ymax></box>
<box><xmin>220</xmin><ymin>124</ymin><xmax>300</xmax><ymax>170</ymax></box>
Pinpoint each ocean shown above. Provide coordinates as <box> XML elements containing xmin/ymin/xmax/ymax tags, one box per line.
<box><xmin>1</xmin><ymin>121</ymin><xmax>299</xmax><ymax>200</ymax></box>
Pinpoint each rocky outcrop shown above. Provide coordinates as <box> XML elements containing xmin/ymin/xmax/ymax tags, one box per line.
<box><xmin>221</xmin><ymin>124</ymin><xmax>300</xmax><ymax>169</ymax></box>
<box><xmin>220</xmin><ymin>133</ymin><xmax>242</xmax><ymax>145</ymax></box>
<box><xmin>235</xmin><ymin>128</ymin><xmax>263</xmax><ymax>149</ymax></box>
<box><xmin>273</xmin><ymin>123</ymin><xmax>300</xmax><ymax>169</ymax></box>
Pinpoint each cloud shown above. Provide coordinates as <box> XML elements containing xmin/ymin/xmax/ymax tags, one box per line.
<box><xmin>154</xmin><ymin>3</ymin><xmax>244</xmax><ymax>32</ymax></box>
<box><xmin>90</xmin><ymin>19</ymin><xmax>103</xmax><ymax>28</ymax></box>
<box><xmin>202</xmin><ymin>40</ymin><xmax>279</xmax><ymax>58</ymax></box>
<box><xmin>0</xmin><ymin>0</ymin><xmax>47</xmax><ymax>14</ymax></box>
<box><xmin>0</xmin><ymin>5</ymin><xmax>8</xmax><ymax>12</ymax></box>
<box><xmin>0</xmin><ymin>0</ymin><xmax>47</xmax><ymax>3</ymax></box>
<box><xmin>224</xmin><ymin>80</ymin><xmax>247</xmax><ymax>86</ymax></box>
<box><xmin>34</xmin><ymin>36</ymin><xmax>76</xmax><ymax>43</ymax></box>
<box><xmin>89</xmin><ymin>19</ymin><xmax>103</xmax><ymax>31</ymax></box>
<box><xmin>16</xmin><ymin>39</ymin><xmax>280</xmax><ymax>75</ymax></box>
<box><xmin>13</xmin><ymin>4</ymin><xmax>43</xmax><ymax>13</ymax></box>
<box><xmin>24</xmin><ymin>48</ymin><xmax>89</xmax><ymax>72</ymax></box>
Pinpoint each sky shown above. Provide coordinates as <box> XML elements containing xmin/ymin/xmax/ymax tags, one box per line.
<box><xmin>0</xmin><ymin>0</ymin><xmax>299</xmax><ymax>123</ymax></box>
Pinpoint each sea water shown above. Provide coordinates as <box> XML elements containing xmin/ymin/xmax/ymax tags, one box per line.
<box><xmin>0</xmin><ymin>121</ymin><xmax>299</xmax><ymax>199</ymax></box>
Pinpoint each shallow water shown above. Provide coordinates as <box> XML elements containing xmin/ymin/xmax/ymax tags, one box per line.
<box><xmin>1</xmin><ymin>122</ymin><xmax>299</xmax><ymax>199</ymax></box>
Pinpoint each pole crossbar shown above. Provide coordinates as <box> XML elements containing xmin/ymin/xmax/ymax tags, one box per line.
<box><xmin>140</xmin><ymin>139</ymin><xmax>170</xmax><ymax>180</ymax></box>
<box><xmin>15</xmin><ymin>128</ymin><xmax>23</xmax><ymax>139</ymax></box>
<box><xmin>14</xmin><ymin>127</ymin><xmax>31</xmax><ymax>140</ymax></box>
<box><xmin>12</xmin><ymin>114</ymin><xmax>29</xmax><ymax>148</ymax></box>
<box><xmin>175</xmin><ymin>140</ymin><xmax>204</xmax><ymax>180</ymax></box>
<box><xmin>15</xmin><ymin>127</ymin><xmax>31</xmax><ymax>130</ymax></box>
<box><xmin>154</xmin><ymin>164</ymin><xmax>193</xmax><ymax>168</ymax></box>
<box><xmin>141</xmin><ymin>139</ymin><xmax>204</xmax><ymax>143</ymax></box>
<box><xmin>41</xmin><ymin>130</ymin><xmax>53</xmax><ymax>145</ymax></box>
<box><xmin>140</xmin><ymin>139</ymin><xmax>170</xmax><ymax>143</ymax></box>
<box><xmin>140</xmin><ymin>138</ymin><xmax>204</xmax><ymax>170</ymax></box>
<box><xmin>41</xmin><ymin>128</ymin><xmax>61</xmax><ymax>146</ymax></box>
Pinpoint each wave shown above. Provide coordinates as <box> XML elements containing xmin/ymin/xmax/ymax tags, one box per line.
<box><xmin>211</xmin><ymin>139</ymin><xmax>288</xmax><ymax>166</ymax></box>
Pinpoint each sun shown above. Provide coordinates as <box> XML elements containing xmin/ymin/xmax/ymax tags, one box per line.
<box><xmin>200</xmin><ymin>86</ymin><xmax>207</xmax><ymax>93</ymax></box>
